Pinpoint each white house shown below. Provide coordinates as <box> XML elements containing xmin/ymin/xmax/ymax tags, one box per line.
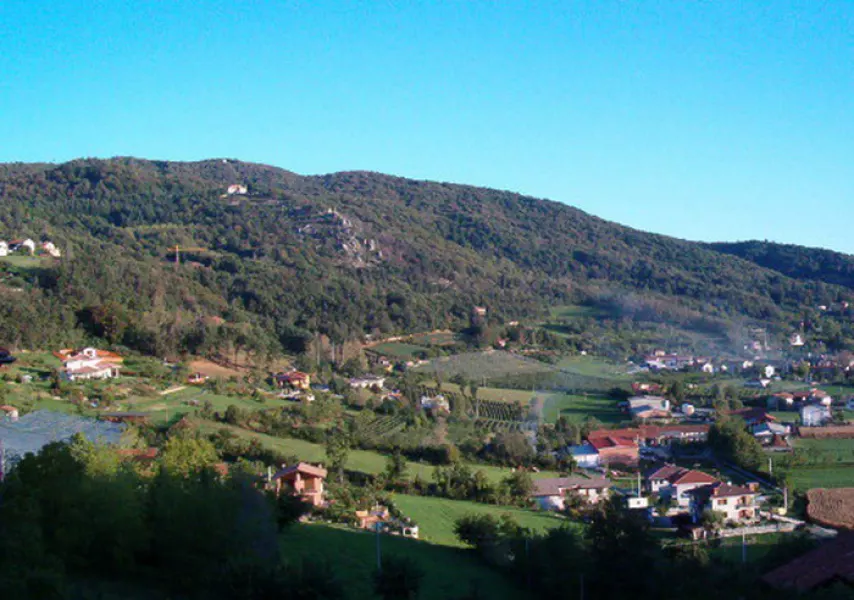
<box><xmin>801</xmin><ymin>404</ymin><xmax>831</xmax><ymax>427</ymax></box>
<box><xmin>60</xmin><ymin>347</ymin><xmax>122</xmax><ymax>382</ymax></box>
<box><xmin>644</xmin><ymin>465</ymin><xmax>719</xmax><ymax>508</ymax></box>
<box><xmin>9</xmin><ymin>239</ymin><xmax>35</xmax><ymax>255</ymax></box>
<box><xmin>41</xmin><ymin>241</ymin><xmax>61</xmax><ymax>258</ymax></box>
<box><xmin>790</xmin><ymin>333</ymin><xmax>805</xmax><ymax>347</ymax></box>
<box><xmin>689</xmin><ymin>482</ymin><xmax>760</xmax><ymax>523</ymax></box>
<box><xmin>567</xmin><ymin>442</ymin><xmax>600</xmax><ymax>468</ymax></box>
<box><xmin>348</xmin><ymin>375</ymin><xmax>386</xmax><ymax>390</ymax></box>
<box><xmin>751</xmin><ymin>422</ymin><xmax>790</xmax><ymax>442</ymax></box>
<box><xmin>700</xmin><ymin>362</ymin><xmax>715</xmax><ymax>374</ymax></box>
<box><xmin>628</xmin><ymin>396</ymin><xmax>671</xmax><ymax>419</ymax></box>
<box><xmin>227</xmin><ymin>184</ymin><xmax>248</xmax><ymax>195</ymax></box>
<box><xmin>0</xmin><ymin>241</ymin><xmax>7</xmax><ymax>257</ymax></box>
<box><xmin>531</xmin><ymin>476</ymin><xmax>611</xmax><ymax>511</ymax></box>
<box><xmin>420</xmin><ymin>394</ymin><xmax>450</xmax><ymax>413</ymax></box>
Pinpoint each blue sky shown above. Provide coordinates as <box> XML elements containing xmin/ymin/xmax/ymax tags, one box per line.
<box><xmin>1</xmin><ymin>1</ymin><xmax>852</xmax><ymax>252</ymax></box>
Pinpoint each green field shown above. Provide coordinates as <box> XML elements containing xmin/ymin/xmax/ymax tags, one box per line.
<box><xmin>796</xmin><ymin>437</ymin><xmax>854</xmax><ymax>462</ymax></box>
<box><xmin>196</xmin><ymin>421</ymin><xmax>559</xmax><ymax>483</ymax></box>
<box><xmin>281</xmin><ymin>523</ymin><xmax>526</xmax><ymax>599</ymax></box>
<box><xmin>542</xmin><ymin>393</ymin><xmax>624</xmax><ymax>424</ymax></box>
<box><xmin>415</xmin><ymin>350</ymin><xmax>555</xmax><ymax>382</ymax></box>
<box><xmin>436</xmin><ymin>383</ymin><xmax>535</xmax><ymax>405</ymax></box>
<box><xmin>787</xmin><ymin>466</ymin><xmax>854</xmax><ymax>490</ymax></box>
<box><xmin>555</xmin><ymin>355</ymin><xmax>630</xmax><ymax>380</ymax></box>
<box><xmin>392</xmin><ymin>494</ymin><xmax>567</xmax><ymax>547</ymax></box>
<box><xmin>369</xmin><ymin>342</ymin><xmax>429</xmax><ymax>359</ymax></box>
<box><xmin>409</xmin><ymin>331</ymin><xmax>460</xmax><ymax>347</ymax></box>
<box><xmin>0</xmin><ymin>255</ymin><xmax>53</xmax><ymax>269</ymax></box>
<box><xmin>547</xmin><ymin>304</ymin><xmax>609</xmax><ymax>320</ymax></box>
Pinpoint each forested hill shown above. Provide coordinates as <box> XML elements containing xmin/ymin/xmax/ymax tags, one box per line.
<box><xmin>0</xmin><ymin>157</ymin><xmax>851</xmax><ymax>357</ymax></box>
<box><xmin>708</xmin><ymin>241</ymin><xmax>854</xmax><ymax>290</ymax></box>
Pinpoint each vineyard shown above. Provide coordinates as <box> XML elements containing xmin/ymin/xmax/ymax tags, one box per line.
<box><xmin>359</xmin><ymin>415</ymin><xmax>407</xmax><ymax>442</ymax></box>
<box><xmin>417</xmin><ymin>386</ymin><xmax>537</xmax><ymax>434</ymax></box>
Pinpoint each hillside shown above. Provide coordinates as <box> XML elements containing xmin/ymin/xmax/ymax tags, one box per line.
<box><xmin>0</xmin><ymin>157</ymin><xmax>852</xmax><ymax>357</ymax></box>
<box><xmin>709</xmin><ymin>240</ymin><xmax>854</xmax><ymax>290</ymax></box>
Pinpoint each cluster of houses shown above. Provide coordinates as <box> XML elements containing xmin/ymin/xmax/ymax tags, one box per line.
<box><xmin>0</xmin><ymin>238</ymin><xmax>61</xmax><ymax>258</ymax></box>
<box><xmin>568</xmin><ymin>424</ymin><xmax>711</xmax><ymax>469</ymax></box>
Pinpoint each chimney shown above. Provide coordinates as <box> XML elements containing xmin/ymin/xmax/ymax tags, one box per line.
<box><xmin>747</xmin><ymin>482</ymin><xmax>759</xmax><ymax>492</ymax></box>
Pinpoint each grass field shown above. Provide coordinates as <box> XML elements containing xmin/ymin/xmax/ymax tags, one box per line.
<box><xmin>796</xmin><ymin>437</ymin><xmax>854</xmax><ymax>462</ymax></box>
<box><xmin>0</xmin><ymin>255</ymin><xmax>53</xmax><ymax>269</ymax></box>
<box><xmin>555</xmin><ymin>355</ymin><xmax>630</xmax><ymax>380</ymax></box>
<box><xmin>787</xmin><ymin>466</ymin><xmax>854</xmax><ymax>491</ymax></box>
<box><xmin>542</xmin><ymin>393</ymin><xmax>624</xmax><ymax>424</ymax></box>
<box><xmin>195</xmin><ymin>421</ymin><xmax>559</xmax><ymax>483</ymax></box>
<box><xmin>281</xmin><ymin>523</ymin><xmax>526</xmax><ymax>599</ymax></box>
<box><xmin>369</xmin><ymin>342</ymin><xmax>429</xmax><ymax>359</ymax></box>
<box><xmin>392</xmin><ymin>494</ymin><xmax>567</xmax><ymax>547</ymax></box>
<box><xmin>409</xmin><ymin>331</ymin><xmax>460</xmax><ymax>347</ymax></box>
<box><xmin>547</xmin><ymin>304</ymin><xmax>609</xmax><ymax>320</ymax></box>
<box><xmin>414</xmin><ymin>350</ymin><xmax>555</xmax><ymax>382</ymax></box>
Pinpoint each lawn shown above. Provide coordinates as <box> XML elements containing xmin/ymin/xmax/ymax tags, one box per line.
<box><xmin>787</xmin><ymin>466</ymin><xmax>854</xmax><ymax>491</ymax></box>
<box><xmin>281</xmin><ymin>523</ymin><xmax>527</xmax><ymax>599</ymax></box>
<box><xmin>0</xmin><ymin>255</ymin><xmax>53</xmax><ymax>269</ymax></box>
<box><xmin>542</xmin><ymin>393</ymin><xmax>624</xmax><ymax>425</ymax></box>
<box><xmin>547</xmin><ymin>304</ymin><xmax>609</xmax><ymax>320</ymax></box>
<box><xmin>414</xmin><ymin>350</ymin><xmax>556</xmax><ymax>382</ymax></box>
<box><xmin>555</xmin><ymin>355</ymin><xmax>631</xmax><ymax>380</ymax></box>
<box><xmin>369</xmin><ymin>342</ymin><xmax>429</xmax><ymax>359</ymax></box>
<box><xmin>392</xmin><ymin>494</ymin><xmax>568</xmax><ymax>547</ymax></box>
<box><xmin>796</xmin><ymin>437</ymin><xmax>854</xmax><ymax>462</ymax></box>
<box><xmin>708</xmin><ymin>533</ymin><xmax>789</xmax><ymax>564</ymax></box>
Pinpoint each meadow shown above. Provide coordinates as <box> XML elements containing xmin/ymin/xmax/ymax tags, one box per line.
<box><xmin>542</xmin><ymin>393</ymin><xmax>624</xmax><ymax>425</ymax></box>
<box><xmin>281</xmin><ymin>523</ymin><xmax>527</xmax><ymax>600</ymax></box>
<box><xmin>414</xmin><ymin>350</ymin><xmax>556</xmax><ymax>382</ymax></box>
<box><xmin>391</xmin><ymin>494</ymin><xmax>567</xmax><ymax>547</ymax></box>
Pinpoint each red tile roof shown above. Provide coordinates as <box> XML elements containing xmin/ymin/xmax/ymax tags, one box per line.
<box><xmin>588</xmin><ymin>435</ymin><xmax>637</xmax><ymax>450</ymax></box>
<box><xmin>670</xmin><ymin>470</ymin><xmax>718</xmax><ymax>486</ymax></box>
<box><xmin>531</xmin><ymin>476</ymin><xmax>612</xmax><ymax>497</ymax></box>
<box><xmin>273</xmin><ymin>462</ymin><xmax>328</xmax><ymax>480</ymax></box>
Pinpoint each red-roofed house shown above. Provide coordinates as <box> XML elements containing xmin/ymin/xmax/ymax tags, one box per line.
<box><xmin>274</xmin><ymin>371</ymin><xmax>311</xmax><ymax>390</ymax></box>
<box><xmin>56</xmin><ymin>347</ymin><xmax>123</xmax><ymax>381</ymax></box>
<box><xmin>587</xmin><ymin>433</ymin><xmax>640</xmax><ymax>467</ymax></box>
<box><xmin>531</xmin><ymin>476</ymin><xmax>612</xmax><ymax>510</ymax></box>
<box><xmin>645</xmin><ymin>464</ymin><xmax>719</xmax><ymax>507</ymax></box>
<box><xmin>689</xmin><ymin>482</ymin><xmax>760</xmax><ymax>523</ymax></box>
<box><xmin>271</xmin><ymin>462</ymin><xmax>327</xmax><ymax>507</ymax></box>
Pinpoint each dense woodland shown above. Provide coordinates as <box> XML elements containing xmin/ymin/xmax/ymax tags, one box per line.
<box><xmin>1</xmin><ymin>158</ymin><xmax>853</xmax><ymax>359</ymax></box>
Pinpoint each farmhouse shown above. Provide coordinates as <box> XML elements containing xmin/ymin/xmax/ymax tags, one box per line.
<box><xmin>271</xmin><ymin>462</ymin><xmax>327</xmax><ymax>507</ymax></box>
<box><xmin>55</xmin><ymin>347</ymin><xmax>123</xmax><ymax>381</ymax></box>
<box><xmin>275</xmin><ymin>371</ymin><xmax>311</xmax><ymax>390</ymax></box>
<box><xmin>567</xmin><ymin>441</ymin><xmax>600</xmax><ymax>468</ymax></box>
<box><xmin>41</xmin><ymin>241</ymin><xmax>61</xmax><ymax>257</ymax></box>
<box><xmin>420</xmin><ymin>394</ymin><xmax>450</xmax><ymax>413</ymax></box>
<box><xmin>627</xmin><ymin>395</ymin><xmax>671</xmax><ymax>420</ymax></box>
<box><xmin>586</xmin><ymin>432</ymin><xmax>640</xmax><ymax>467</ymax></box>
<box><xmin>800</xmin><ymin>404</ymin><xmax>831</xmax><ymax>427</ymax></box>
<box><xmin>349</xmin><ymin>375</ymin><xmax>386</xmax><ymax>390</ymax></box>
<box><xmin>689</xmin><ymin>482</ymin><xmax>760</xmax><ymax>523</ymax></box>
<box><xmin>645</xmin><ymin>465</ymin><xmax>719</xmax><ymax>507</ymax></box>
<box><xmin>531</xmin><ymin>476</ymin><xmax>612</xmax><ymax>510</ymax></box>
<box><xmin>9</xmin><ymin>238</ymin><xmax>35</xmax><ymax>255</ymax></box>
<box><xmin>0</xmin><ymin>405</ymin><xmax>19</xmax><ymax>422</ymax></box>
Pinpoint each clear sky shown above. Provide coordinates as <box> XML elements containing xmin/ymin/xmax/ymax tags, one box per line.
<box><xmin>1</xmin><ymin>1</ymin><xmax>852</xmax><ymax>252</ymax></box>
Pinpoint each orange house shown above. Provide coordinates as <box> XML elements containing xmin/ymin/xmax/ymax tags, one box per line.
<box><xmin>271</xmin><ymin>463</ymin><xmax>327</xmax><ymax>507</ymax></box>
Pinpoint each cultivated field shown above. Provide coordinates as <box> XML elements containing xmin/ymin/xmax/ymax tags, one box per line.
<box><xmin>392</xmin><ymin>494</ymin><xmax>567</xmax><ymax>547</ymax></box>
<box><xmin>806</xmin><ymin>488</ymin><xmax>854</xmax><ymax>529</ymax></box>
<box><xmin>787</xmin><ymin>466</ymin><xmax>854</xmax><ymax>491</ymax></box>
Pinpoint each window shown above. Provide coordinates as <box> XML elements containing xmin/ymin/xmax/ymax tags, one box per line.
<box><xmin>717</xmin><ymin>499</ymin><xmax>728</xmax><ymax>506</ymax></box>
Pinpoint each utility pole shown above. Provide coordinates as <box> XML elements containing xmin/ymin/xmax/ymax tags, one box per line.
<box><xmin>768</xmin><ymin>457</ymin><xmax>773</xmax><ymax>477</ymax></box>
<box><xmin>742</xmin><ymin>531</ymin><xmax>747</xmax><ymax>565</ymax></box>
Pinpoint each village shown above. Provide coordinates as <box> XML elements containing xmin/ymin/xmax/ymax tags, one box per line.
<box><xmin>1</xmin><ymin>306</ymin><xmax>853</xmax><ymax>596</ymax></box>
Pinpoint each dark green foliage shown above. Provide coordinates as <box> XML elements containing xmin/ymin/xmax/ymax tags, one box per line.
<box><xmin>374</xmin><ymin>556</ymin><xmax>425</xmax><ymax>600</ymax></box>
<box><xmin>1</xmin><ymin>158</ymin><xmax>853</xmax><ymax>358</ymax></box>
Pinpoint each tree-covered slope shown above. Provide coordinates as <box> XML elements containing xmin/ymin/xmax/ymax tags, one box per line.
<box><xmin>0</xmin><ymin>157</ymin><xmax>850</xmax><ymax>356</ymax></box>
<box><xmin>708</xmin><ymin>240</ymin><xmax>854</xmax><ymax>290</ymax></box>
